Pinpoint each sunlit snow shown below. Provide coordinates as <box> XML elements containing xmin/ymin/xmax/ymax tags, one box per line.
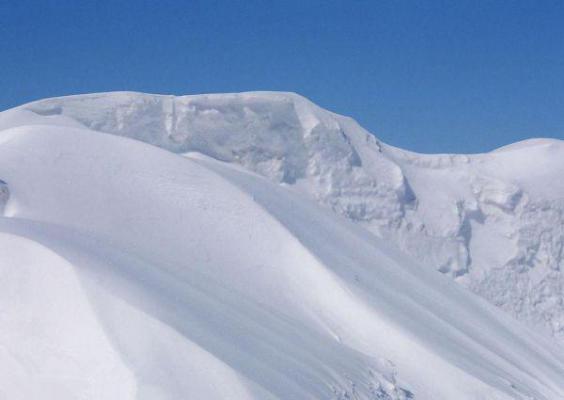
<box><xmin>0</xmin><ymin>92</ymin><xmax>563</xmax><ymax>399</ymax></box>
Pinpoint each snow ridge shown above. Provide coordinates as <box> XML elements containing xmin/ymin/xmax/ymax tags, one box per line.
<box><xmin>6</xmin><ymin>91</ymin><xmax>564</xmax><ymax>340</ymax></box>
<box><xmin>0</xmin><ymin>92</ymin><xmax>563</xmax><ymax>399</ymax></box>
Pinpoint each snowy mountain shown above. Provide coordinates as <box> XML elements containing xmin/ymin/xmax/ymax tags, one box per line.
<box><xmin>0</xmin><ymin>92</ymin><xmax>563</xmax><ymax>399</ymax></box>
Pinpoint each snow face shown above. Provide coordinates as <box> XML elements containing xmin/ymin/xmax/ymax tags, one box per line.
<box><xmin>0</xmin><ymin>92</ymin><xmax>563</xmax><ymax>399</ymax></box>
<box><xmin>8</xmin><ymin>91</ymin><xmax>564</xmax><ymax>341</ymax></box>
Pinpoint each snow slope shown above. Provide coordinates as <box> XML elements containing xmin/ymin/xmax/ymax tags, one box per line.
<box><xmin>0</xmin><ymin>93</ymin><xmax>563</xmax><ymax>399</ymax></box>
<box><xmin>4</xmin><ymin>91</ymin><xmax>563</xmax><ymax>341</ymax></box>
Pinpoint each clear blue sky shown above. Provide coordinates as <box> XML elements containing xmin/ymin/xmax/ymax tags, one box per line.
<box><xmin>1</xmin><ymin>1</ymin><xmax>563</xmax><ymax>153</ymax></box>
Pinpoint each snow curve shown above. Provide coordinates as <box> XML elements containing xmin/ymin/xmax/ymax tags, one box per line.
<box><xmin>0</xmin><ymin>123</ymin><xmax>563</xmax><ymax>399</ymax></box>
<box><xmin>3</xmin><ymin>91</ymin><xmax>563</xmax><ymax>341</ymax></box>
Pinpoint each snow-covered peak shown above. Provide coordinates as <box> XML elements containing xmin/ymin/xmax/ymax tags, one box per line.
<box><xmin>8</xmin><ymin>91</ymin><xmax>412</xmax><ymax>223</ymax></box>
<box><xmin>1</xmin><ymin>92</ymin><xmax>564</xmax><ymax>399</ymax></box>
<box><xmin>15</xmin><ymin>91</ymin><xmax>388</xmax><ymax>177</ymax></box>
<box><xmin>3</xmin><ymin>92</ymin><xmax>564</xmax><ymax>342</ymax></box>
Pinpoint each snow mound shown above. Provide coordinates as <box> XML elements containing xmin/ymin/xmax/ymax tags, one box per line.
<box><xmin>0</xmin><ymin>93</ymin><xmax>563</xmax><ymax>399</ymax></box>
<box><xmin>492</xmin><ymin>138</ymin><xmax>563</xmax><ymax>153</ymax></box>
<box><xmin>5</xmin><ymin>91</ymin><xmax>564</xmax><ymax>341</ymax></box>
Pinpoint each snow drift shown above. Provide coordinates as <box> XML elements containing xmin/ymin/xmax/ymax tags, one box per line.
<box><xmin>0</xmin><ymin>92</ymin><xmax>563</xmax><ymax>399</ymax></box>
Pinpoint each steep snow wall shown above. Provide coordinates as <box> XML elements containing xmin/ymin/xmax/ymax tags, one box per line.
<box><xmin>2</xmin><ymin>91</ymin><xmax>564</xmax><ymax>341</ymax></box>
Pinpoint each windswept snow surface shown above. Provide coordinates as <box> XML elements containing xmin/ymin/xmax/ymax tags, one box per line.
<box><xmin>0</xmin><ymin>92</ymin><xmax>563</xmax><ymax>399</ymax></box>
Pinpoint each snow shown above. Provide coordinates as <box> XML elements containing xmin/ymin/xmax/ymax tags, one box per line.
<box><xmin>0</xmin><ymin>92</ymin><xmax>563</xmax><ymax>399</ymax></box>
<box><xmin>10</xmin><ymin>90</ymin><xmax>564</xmax><ymax>340</ymax></box>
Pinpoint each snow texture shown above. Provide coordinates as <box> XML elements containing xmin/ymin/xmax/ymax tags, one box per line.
<box><xmin>0</xmin><ymin>91</ymin><xmax>563</xmax><ymax>399</ymax></box>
